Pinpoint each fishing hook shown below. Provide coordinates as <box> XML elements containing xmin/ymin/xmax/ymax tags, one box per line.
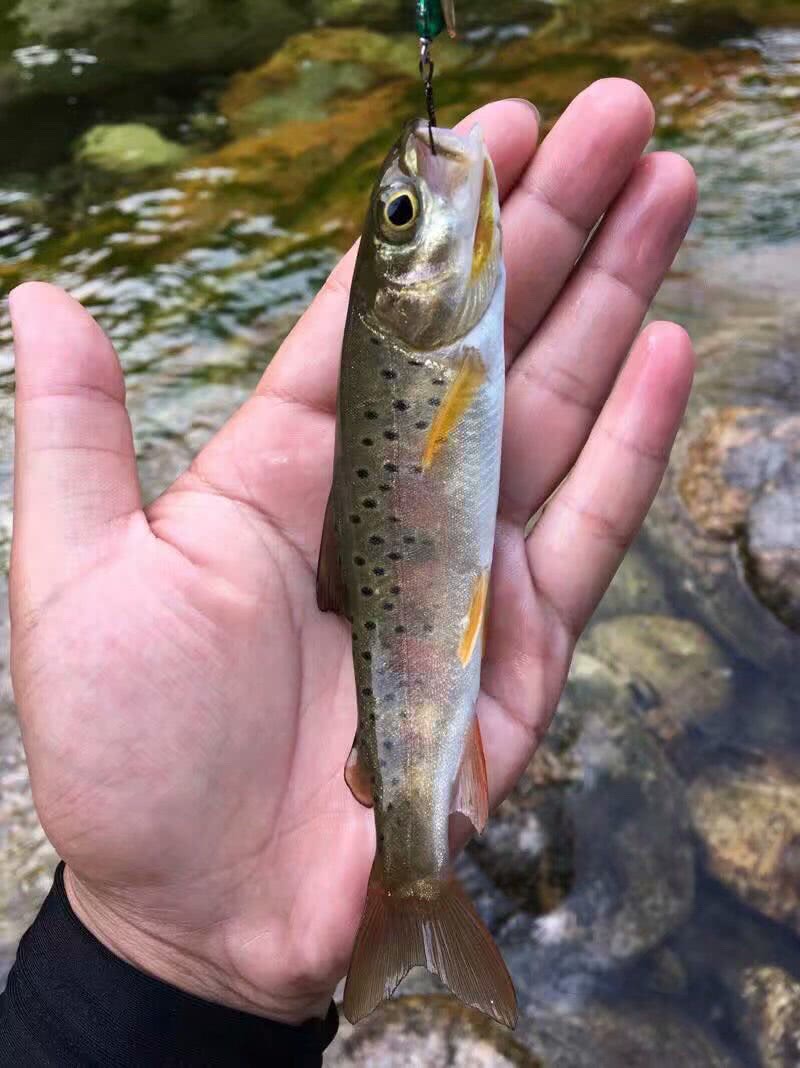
<box><xmin>419</xmin><ymin>36</ymin><xmax>437</xmax><ymax>155</ymax></box>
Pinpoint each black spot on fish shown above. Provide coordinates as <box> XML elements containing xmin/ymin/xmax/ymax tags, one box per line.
<box><xmin>371</xmin><ymin>336</ymin><xmax>381</xmax><ymax>346</ymax></box>
<box><xmin>383</xmin><ymin>430</ymin><xmax>398</xmax><ymax>441</ymax></box>
<box><xmin>365</xmin><ymin>410</ymin><xmax>378</xmax><ymax>420</ymax></box>
<box><xmin>393</xmin><ymin>400</ymin><xmax>409</xmax><ymax>412</ymax></box>
<box><xmin>379</xmin><ymin>759</ymin><xmax>387</xmax><ymax>769</ymax></box>
<box><xmin>389</xmin><ymin>515</ymin><xmax>400</xmax><ymax>524</ymax></box>
<box><xmin>429</xmin><ymin>397</ymin><xmax>441</xmax><ymax>407</ymax></box>
<box><xmin>369</xmin><ymin>712</ymin><xmax>376</xmax><ymax>722</ymax></box>
<box><xmin>356</xmin><ymin>468</ymin><xmax>369</xmax><ymax>479</ymax></box>
<box><xmin>383</xmin><ymin>602</ymin><xmax>394</xmax><ymax>611</ymax></box>
<box><xmin>432</xmin><ymin>377</ymin><xmax>445</xmax><ymax>386</ymax></box>
<box><xmin>362</xmin><ymin>651</ymin><xmax>372</xmax><ymax>661</ymax></box>
<box><xmin>412</xmin><ymin>464</ymin><xmax>423</xmax><ymax>474</ymax></box>
<box><xmin>395</xmin><ymin>625</ymin><xmax>406</xmax><ymax>634</ymax></box>
<box><xmin>392</xmin><ymin>776</ymin><xmax>399</xmax><ymax>786</ymax></box>
<box><xmin>361</xmin><ymin>437</ymin><xmax>374</xmax><ymax>447</ymax></box>
<box><xmin>361</xmin><ymin>587</ymin><xmax>374</xmax><ymax>597</ymax></box>
<box><xmin>387</xmin><ymin>551</ymin><xmax>401</xmax><ymax>561</ymax></box>
<box><xmin>362</xmin><ymin>687</ymin><xmax>373</xmax><ymax>697</ymax></box>
<box><xmin>373</xmin><ymin>567</ymin><xmax>385</xmax><ymax>577</ymax></box>
<box><xmin>363</xmin><ymin>498</ymin><xmax>377</xmax><ymax>509</ymax></box>
<box><xmin>379</xmin><ymin>483</ymin><xmax>391</xmax><ymax>493</ymax></box>
<box><xmin>403</xmin><ymin>535</ymin><xmax>416</xmax><ymax>545</ymax></box>
<box><xmin>384</xmin><ymin>462</ymin><xmax>398</xmax><ymax>473</ymax></box>
<box><xmin>423</xmin><ymin>623</ymin><xmax>434</xmax><ymax>633</ymax></box>
<box><xmin>390</xmin><ymin>585</ymin><xmax>401</xmax><ymax>595</ymax></box>
<box><xmin>415</xmin><ymin>420</ymin><xmax>428</xmax><ymax>430</ymax></box>
<box><xmin>387</xmin><ymin>802</ymin><xmax>393</xmax><ymax>812</ymax></box>
<box><xmin>369</xmin><ymin>535</ymin><xmax>384</xmax><ymax>546</ymax></box>
<box><xmin>384</xmin><ymin>739</ymin><xmax>393</xmax><ymax>750</ymax></box>
<box><xmin>354</xmin><ymin>555</ymin><xmax>366</xmax><ymax>565</ymax></box>
<box><xmin>381</xmin><ymin>369</ymin><xmax>396</xmax><ymax>380</ymax></box>
<box><xmin>408</xmin><ymin>358</ymin><xmax>424</xmax><ymax>367</ymax></box>
<box><xmin>350</xmin><ymin>514</ymin><xmax>361</xmax><ymax>525</ymax></box>
<box><xmin>365</xmin><ymin>621</ymin><xmax>376</xmax><ymax>631</ymax></box>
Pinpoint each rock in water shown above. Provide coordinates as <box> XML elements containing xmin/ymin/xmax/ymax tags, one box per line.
<box><xmin>327</xmin><ymin>996</ymin><xmax>540</xmax><ymax>1066</ymax></box>
<box><xmin>738</xmin><ymin>966</ymin><xmax>800</xmax><ymax>1068</ymax></box>
<box><xmin>647</xmin><ymin>407</ymin><xmax>800</xmax><ymax>671</ymax></box>
<box><xmin>688</xmin><ymin>761</ymin><xmax>800</xmax><ymax>934</ymax></box>
<box><xmin>470</xmin><ymin>650</ymin><xmax>695</xmax><ymax>999</ymax></box>
<box><xmin>76</xmin><ymin>124</ymin><xmax>187</xmax><ymax>174</ymax></box>
<box><xmin>582</xmin><ymin>615</ymin><xmax>733</xmax><ymax>743</ymax></box>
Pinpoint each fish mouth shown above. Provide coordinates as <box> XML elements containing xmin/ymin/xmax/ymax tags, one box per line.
<box><xmin>407</xmin><ymin>121</ymin><xmax>499</xmax><ymax>287</ymax></box>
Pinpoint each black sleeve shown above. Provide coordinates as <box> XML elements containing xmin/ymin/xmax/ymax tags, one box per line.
<box><xmin>0</xmin><ymin>864</ymin><xmax>338</xmax><ymax>1067</ymax></box>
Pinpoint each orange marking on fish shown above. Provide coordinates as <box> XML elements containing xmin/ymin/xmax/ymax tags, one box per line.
<box><xmin>471</xmin><ymin>159</ymin><xmax>496</xmax><ymax>281</ymax></box>
<box><xmin>459</xmin><ymin>569</ymin><xmax>490</xmax><ymax>667</ymax></box>
<box><xmin>421</xmin><ymin>351</ymin><xmax>486</xmax><ymax>470</ymax></box>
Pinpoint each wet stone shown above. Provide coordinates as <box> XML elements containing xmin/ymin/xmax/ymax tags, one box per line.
<box><xmin>327</xmin><ymin>995</ymin><xmax>541</xmax><ymax>1066</ymax></box>
<box><xmin>581</xmin><ymin>614</ymin><xmax>733</xmax><ymax>743</ymax></box>
<box><xmin>471</xmin><ymin>649</ymin><xmax>695</xmax><ymax>997</ymax></box>
<box><xmin>688</xmin><ymin>761</ymin><xmax>800</xmax><ymax>935</ymax></box>
<box><xmin>737</xmin><ymin>966</ymin><xmax>800</xmax><ymax>1068</ymax></box>
<box><xmin>647</xmin><ymin>406</ymin><xmax>800</xmax><ymax>670</ymax></box>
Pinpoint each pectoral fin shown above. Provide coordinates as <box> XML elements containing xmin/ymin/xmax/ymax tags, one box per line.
<box><xmin>422</xmin><ymin>351</ymin><xmax>486</xmax><ymax>471</ymax></box>
<box><xmin>452</xmin><ymin>717</ymin><xmax>489</xmax><ymax>834</ymax></box>
<box><xmin>345</xmin><ymin>746</ymin><xmax>374</xmax><ymax>808</ymax></box>
<box><xmin>316</xmin><ymin>489</ymin><xmax>349</xmax><ymax>617</ymax></box>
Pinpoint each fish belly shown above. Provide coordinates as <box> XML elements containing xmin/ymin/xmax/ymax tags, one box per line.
<box><xmin>335</xmin><ymin>272</ymin><xmax>505</xmax><ymax>890</ymax></box>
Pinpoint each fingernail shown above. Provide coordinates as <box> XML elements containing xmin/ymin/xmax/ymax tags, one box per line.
<box><xmin>509</xmin><ymin>98</ymin><xmax>540</xmax><ymax>123</ymax></box>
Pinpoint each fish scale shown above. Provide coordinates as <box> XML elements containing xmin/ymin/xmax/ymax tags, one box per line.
<box><xmin>317</xmin><ymin>120</ymin><xmax>516</xmax><ymax>1028</ymax></box>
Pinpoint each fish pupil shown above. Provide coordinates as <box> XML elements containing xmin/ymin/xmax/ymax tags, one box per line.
<box><xmin>387</xmin><ymin>194</ymin><xmax>414</xmax><ymax>227</ymax></box>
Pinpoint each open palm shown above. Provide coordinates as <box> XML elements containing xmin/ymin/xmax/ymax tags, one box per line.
<box><xmin>9</xmin><ymin>82</ymin><xmax>696</xmax><ymax>1025</ymax></box>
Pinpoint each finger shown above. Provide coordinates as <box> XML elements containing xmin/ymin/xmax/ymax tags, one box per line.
<box><xmin>502</xmin><ymin>78</ymin><xmax>655</xmax><ymax>360</ymax></box>
<box><xmin>261</xmin><ymin>97</ymin><xmax>541</xmax><ymax>415</ymax></box>
<box><xmin>10</xmin><ymin>283</ymin><xmax>142</xmax><ymax>608</ymax></box>
<box><xmin>500</xmin><ymin>152</ymin><xmax>698</xmax><ymax>524</ymax></box>
<box><xmin>527</xmin><ymin>322</ymin><xmax>695</xmax><ymax>638</ymax></box>
<box><xmin>162</xmin><ymin>100</ymin><xmax>541</xmax><ymax>559</ymax></box>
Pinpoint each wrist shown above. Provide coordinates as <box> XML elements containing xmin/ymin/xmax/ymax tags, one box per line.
<box><xmin>64</xmin><ymin>866</ymin><xmax>335</xmax><ymax>1026</ymax></box>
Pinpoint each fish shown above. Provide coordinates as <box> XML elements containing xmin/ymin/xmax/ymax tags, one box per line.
<box><xmin>317</xmin><ymin>119</ymin><xmax>516</xmax><ymax>1029</ymax></box>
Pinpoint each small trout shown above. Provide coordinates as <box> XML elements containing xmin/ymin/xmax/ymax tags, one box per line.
<box><xmin>317</xmin><ymin>120</ymin><xmax>516</xmax><ymax>1028</ymax></box>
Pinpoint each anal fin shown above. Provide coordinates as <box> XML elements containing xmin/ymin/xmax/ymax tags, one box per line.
<box><xmin>345</xmin><ymin>746</ymin><xmax>374</xmax><ymax>808</ymax></box>
<box><xmin>316</xmin><ymin>489</ymin><xmax>349</xmax><ymax>617</ymax></box>
<box><xmin>452</xmin><ymin>717</ymin><xmax>489</xmax><ymax>834</ymax></box>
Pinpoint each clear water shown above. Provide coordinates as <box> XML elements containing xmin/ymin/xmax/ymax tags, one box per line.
<box><xmin>1</xmin><ymin>2</ymin><xmax>799</xmax><ymax>1063</ymax></box>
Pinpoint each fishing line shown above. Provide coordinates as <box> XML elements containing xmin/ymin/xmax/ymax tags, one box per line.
<box><xmin>419</xmin><ymin>36</ymin><xmax>438</xmax><ymax>154</ymax></box>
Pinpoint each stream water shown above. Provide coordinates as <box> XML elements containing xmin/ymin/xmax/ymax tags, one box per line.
<box><xmin>1</xmin><ymin>2</ymin><xmax>799</xmax><ymax>1064</ymax></box>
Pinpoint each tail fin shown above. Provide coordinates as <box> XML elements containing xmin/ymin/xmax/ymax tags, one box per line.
<box><xmin>343</xmin><ymin>861</ymin><xmax>517</xmax><ymax>1028</ymax></box>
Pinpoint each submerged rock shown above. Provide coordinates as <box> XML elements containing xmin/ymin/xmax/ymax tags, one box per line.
<box><xmin>470</xmin><ymin>650</ymin><xmax>695</xmax><ymax>995</ymax></box>
<box><xmin>648</xmin><ymin>407</ymin><xmax>800</xmax><ymax>671</ymax></box>
<box><xmin>518</xmin><ymin>1000</ymin><xmax>741</xmax><ymax>1068</ymax></box>
<box><xmin>76</xmin><ymin>123</ymin><xmax>188</xmax><ymax>174</ymax></box>
<box><xmin>738</xmin><ymin>966</ymin><xmax>800</xmax><ymax>1067</ymax></box>
<box><xmin>582</xmin><ymin>615</ymin><xmax>733</xmax><ymax>743</ymax></box>
<box><xmin>688</xmin><ymin>761</ymin><xmax>800</xmax><ymax>934</ymax></box>
<box><xmin>328</xmin><ymin>995</ymin><xmax>540</xmax><ymax>1066</ymax></box>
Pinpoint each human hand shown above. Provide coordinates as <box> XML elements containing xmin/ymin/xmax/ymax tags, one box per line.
<box><xmin>8</xmin><ymin>81</ymin><xmax>696</xmax><ymax>1025</ymax></box>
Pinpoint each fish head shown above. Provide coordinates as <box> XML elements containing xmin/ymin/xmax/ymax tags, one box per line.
<box><xmin>360</xmin><ymin>120</ymin><xmax>502</xmax><ymax>351</ymax></box>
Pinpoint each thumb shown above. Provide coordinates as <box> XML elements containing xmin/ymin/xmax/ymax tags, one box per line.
<box><xmin>10</xmin><ymin>283</ymin><xmax>142</xmax><ymax>611</ymax></box>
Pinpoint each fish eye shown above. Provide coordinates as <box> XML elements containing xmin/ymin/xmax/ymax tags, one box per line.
<box><xmin>381</xmin><ymin>187</ymin><xmax>419</xmax><ymax>237</ymax></box>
